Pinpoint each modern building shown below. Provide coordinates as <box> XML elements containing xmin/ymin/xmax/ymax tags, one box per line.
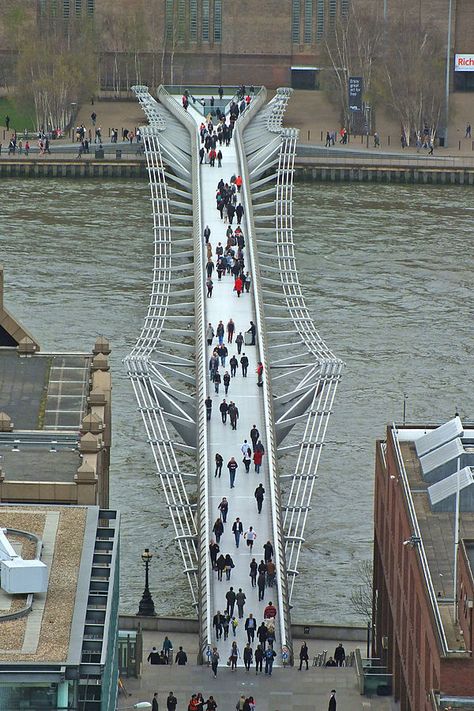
<box><xmin>0</xmin><ymin>504</ymin><xmax>120</xmax><ymax>711</ymax></box>
<box><xmin>0</xmin><ymin>265</ymin><xmax>112</xmax><ymax>508</ymax></box>
<box><xmin>373</xmin><ymin>418</ymin><xmax>474</xmax><ymax>711</ymax></box>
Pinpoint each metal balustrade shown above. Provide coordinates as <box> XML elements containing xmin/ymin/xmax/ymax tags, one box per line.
<box><xmin>238</xmin><ymin>88</ymin><xmax>344</xmax><ymax>603</ymax></box>
<box><xmin>125</xmin><ymin>86</ymin><xmax>199</xmax><ymax>611</ymax></box>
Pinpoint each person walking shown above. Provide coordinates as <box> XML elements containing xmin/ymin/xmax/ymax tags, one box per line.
<box><xmin>244</xmin><ymin>526</ymin><xmax>256</xmax><ymax>552</ymax></box>
<box><xmin>256</xmin><ymin>362</ymin><xmax>264</xmax><ymax>387</ymax></box>
<box><xmin>206</xmin><ymin>323</ymin><xmax>214</xmax><ymax>345</ymax></box>
<box><xmin>215</xmin><ymin>452</ymin><xmax>223</xmax><ymax>477</ymax></box>
<box><xmin>216</xmin><ymin>320</ymin><xmax>225</xmax><ymax>345</ymax></box>
<box><xmin>213</xmin><ymin>611</ymin><xmax>223</xmax><ymax>639</ymax></box>
<box><xmin>254</xmin><ymin>484</ymin><xmax>265</xmax><ymax>513</ymax></box>
<box><xmin>264</xmin><ymin>540</ymin><xmax>274</xmax><ymax>562</ymax></box>
<box><xmin>243</xmin><ymin>446</ymin><xmax>251</xmax><ymax>473</ymax></box>
<box><xmin>255</xmin><ymin>644</ymin><xmax>264</xmax><ymax>674</ymax></box>
<box><xmin>240</xmin><ymin>353</ymin><xmax>249</xmax><ymax>377</ymax></box>
<box><xmin>226</xmin><ymin>587</ymin><xmax>236</xmax><ymax>616</ymax></box>
<box><xmin>227</xmin><ymin>457</ymin><xmax>238</xmax><ymax>488</ymax></box>
<box><xmin>232</xmin><ymin>517</ymin><xmax>243</xmax><ymax>547</ymax></box>
<box><xmin>250</xmin><ymin>426</ymin><xmax>260</xmax><ymax>451</ymax></box>
<box><xmin>334</xmin><ymin>643</ymin><xmax>346</xmax><ymax>667</ymax></box>
<box><xmin>230</xmin><ymin>355</ymin><xmax>238</xmax><ymax>377</ymax></box>
<box><xmin>222</xmin><ymin>613</ymin><xmax>230</xmax><ymax>640</ymax></box>
<box><xmin>147</xmin><ymin>646</ymin><xmax>160</xmax><ymax>664</ymax></box>
<box><xmin>253</xmin><ymin>448</ymin><xmax>263</xmax><ymax>473</ymax></box>
<box><xmin>205</xmin><ymin>395</ymin><xmax>212</xmax><ymax>421</ymax></box>
<box><xmin>166</xmin><ymin>691</ymin><xmax>177</xmax><ymax>711</ymax></box>
<box><xmin>206</xmin><ymin>277</ymin><xmax>213</xmax><ymax>297</ymax></box>
<box><xmin>229</xmin><ymin>641</ymin><xmax>239</xmax><ymax>671</ymax></box>
<box><xmin>299</xmin><ymin>642</ymin><xmax>309</xmax><ymax>670</ymax></box>
<box><xmin>162</xmin><ymin>636</ymin><xmax>173</xmax><ymax>663</ymax></box>
<box><xmin>264</xmin><ymin>646</ymin><xmax>276</xmax><ymax>675</ymax></box>
<box><xmin>216</xmin><ymin>554</ymin><xmax>226</xmax><ymax>581</ymax></box>
<box><xmin>218</xmin><ymin>496</ymin><xmax>228</xmax><ymax>522</ymax></box>
<box><xmin>219</xmin><ymin>399</ymin><xmax>228</xmax><ymax>424</ymax></box>
<box><xmin>228</xmin><ymin>402</ymin><xmax>239</xmax><ymax>430</ymax></box>
<box><xmin>264</xmin><ymin>600</ymin><xmax>277</xmax><ymax>619</ymax></box>
<box><xmin>245</xmin><ymin>613</ymin><xmax>256</xmax><ymax>643</ymax></box>
<box><xmin>204</xmin><ymin>225</ymin><xmax>211</xmax><ymax>243</ymax></box>
<box><xmin>211</xmin><ymin>647</ymin><xmax>219</xmax><ymax>678</ymax></box>
<box><xmin>266</xmin><ymin>558</ymin><xmax>276</xmax><ymax>587</ymax></box>
<box><xmin>152</xmin><ymin>692</ymin><xmax>159</xmax><ymax>711</ymax></box>
<box><xmin>214</xmin><ymin>370</ymin><xmax>221</xmax><ymax>394</ymax></box>
<box><xmin>257</xmin><ymin>621</ymin><xmax>267</xmax><ymax>648</ymax></box>
<box><xmin>227</xmin><ymin>318</ymin><xmax>235</xmax><ymax>342</ymax></box>
<box><xmin>175</xmin><ymin>646</ymin><xmax>188</xmax><ymax>665</ymax></box>
<box><xmin>247</xmin><ymin>321</ymin><xmax>256</xmax><ymax>345</ymax></box>
<box><xmin>209</xmin><ymin>540</ymin><xmax>220</xmax><ymax>568</ymax></box>
<box><xmin>236</xmin><ymin>588</ymin><xmax>246</xmax><ymax>618</ymax></box>
<box><xmin>243</xmin><ymin>643</ymin><xmax>253</xmax><ymax>672</ymax></box>
<box><xmin>257</xmin><ymin>570</ymin><xmax>266</xmax><ymax>601</ymax></box>
<box><xmin>224</xmin><ymin>553</ymin><xmax>235</xmax><ymax>580</ymax></box>
<box><xmin>213</xmin><ymin>517</ymin><xmax>224</xmax><ymax>544</ymax></box>
<box><xmin>234</xmin><ymin>276</ymin><xmax>243</xmax><ymax>297</ymax></box>
<box><xmin>328</xmin><ymin>690</ymin><xmax>337</xmax><ymax>711</ymax></box>
<box><xmin>235</xmin><ymin>332</ymin><xmax>244</xmax><ymax>354</ymax></box>
<box><xmin>249</xmin><ymin>558</ymin><xmax>258</xmax><ymax>587</ymax></box>
<box><xmin>236</xmin><ymin>203</ymin><xmax>244</xmax><ymax>225</ymax></box>
<box><xmin>223</xmin><ymin>371</ymin><xmax>231</xmax><ymax>395</ymax></box>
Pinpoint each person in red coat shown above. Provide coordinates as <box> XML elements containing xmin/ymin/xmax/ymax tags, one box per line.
<box><xmin>253</xmin><ymin>448</ymin><xmax>263</xmax><ymax>473</ymax></box>
<box><xmin>234</xmin><ymin>276</ymin><xmax>243</xmax><ymax>297</ymax></box>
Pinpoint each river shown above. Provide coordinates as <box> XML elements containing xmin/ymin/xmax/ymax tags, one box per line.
<box><xmin>2</xmin><ymin>179</ymin><xmax>473</xmax><ymax>624</ymax></box>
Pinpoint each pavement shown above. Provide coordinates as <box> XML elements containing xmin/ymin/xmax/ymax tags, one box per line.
<box><xmin>119</xmin><ymin>629</ymin><xmax>395</xmax><ymax>711</ymax></box>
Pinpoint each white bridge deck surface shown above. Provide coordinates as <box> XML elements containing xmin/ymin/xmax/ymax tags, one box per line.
<box><xmin>190</xmin><ymin>106</ymin><xmax>281</xmax><ymax>666</ymax></box>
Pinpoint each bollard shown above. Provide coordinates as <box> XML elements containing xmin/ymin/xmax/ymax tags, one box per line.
<box><xmin>320</xmin><ymin>130</ymin><xmax>323</xmax><ymax>141</ymax></box>
<box><xmin>2</xmin><ymin>129</ymin><xmax>4</xmax><ymax>140</ymax></box>
<box><xmin>307</xmin><ymin>130</ymin><xmax>310</xmax><ymax>141</ymax></box>
<box><xmin>388</xmin><ymin>135</ymin><xmax>391</xmax><ymax>147</ymax></box>
<box><xmin>459</xmin><ymin>140</ymin><xmax>461</xmax><ymax>151</ymax></box>
<box><xmin>361</xmin><ymin>135</ymin><xmax>364</xmax><ymax>144</ymax></box>
<box><xmin>366</xmin><ymin>134</ymin><xmax>369</xmax><ymax>148</ymax></box>
<box><xmin>472</xmin><ymin>141</ymin><xmax>474</xmax><ymax>151</ymax></box>
<box><xmin>108</xmin><ymin>128</ymin><xmax>111</xmax><ymax>137</ymax></box>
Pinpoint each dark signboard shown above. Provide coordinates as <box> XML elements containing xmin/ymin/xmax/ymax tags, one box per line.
<box><xmin>348</xmin><ymin>76</ymin><xmax>363</xmax><ymax>111</ymax></box>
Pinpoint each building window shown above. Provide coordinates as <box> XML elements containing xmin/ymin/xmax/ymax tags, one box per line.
<box><xmin>177</xmin><ymin>0</ymin><xmax>185</xmax><ymax>41</ymax></box>
<box><xmin>341</xmin><ymin>0</ymin><xmax>349</xmax><ymax>16</ymax></box>
<box><xmin>63</xmin><ymin>0</ymin><xmax>70</xmax><ymax>18</ymax></box>
<box><xmin>214</xmin><ymin>0</ymin><xmax>222</xmax><ymax>43</ymax></box>
<box><xmin>329</xmin><ymin>0</ymin><xmax>337</xmax><ymax>24</ymax></box>
<box><xmin>316</xmin><ymin>0</ymin><xmax>324</xmax><ymax>39</ymax></box>
<box><xmin>291</xmin><ymin>0</ymin><xmax>301</xmax><ymax>44</ymax></box>
<box><xmin>87</xmin><ymin>0</ymin><xmax>94</xmax><ymax>15</ymax></box>
<box><xmin>75</xmin><ymin>0</ymin><xmax>81</xmax><ymax>15</ymax></box>
<box><xmin>190</xmin><ymin>0</ymin><xmax>197</xmax><ymax>40</ymax></box>
<box><xmin>165</xmin><ymin>0</ymin><xmax>174</xmax><ymax>40</ymax></box>
<box><xmin>304</xmin><ymin>0</ymin><xmax>313</xmax><ymax>43</ymax></box>
<box><xmin>202</xmin><ymin>0</ymin><xmax>209</xmax><ymax>41</ymax></box>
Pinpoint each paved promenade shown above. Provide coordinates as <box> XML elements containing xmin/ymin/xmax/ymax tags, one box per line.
<box><xmin>119</xmin><ymin>629</ymin><xmax>394</xmax><ymax>711</ymax></box>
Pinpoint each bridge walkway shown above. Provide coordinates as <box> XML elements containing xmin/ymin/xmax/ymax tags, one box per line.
<box><xmin>189</xmin><ymin>106</ymin><xmax>283</xmax><ymax>665</ymax></box>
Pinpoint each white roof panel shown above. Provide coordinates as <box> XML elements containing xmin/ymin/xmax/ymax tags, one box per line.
<box><xmin>415</xmin><ymin>417</ymin><xmax>464</xmax><ymax>458</ymax></box>
<box><xmin>420</xmin><ymin>437</ymin><xmax>464</xmax><ymax>476</ymax></box>
<box><xmin>428</xmin><ymin>466</ymin><xmax>474</xmax><ymax>506</ymax></box>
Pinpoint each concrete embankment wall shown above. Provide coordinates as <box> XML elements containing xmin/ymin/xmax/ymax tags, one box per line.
<box><xmin>0</xmin><ymin>159</ymin><xmax>146</xmax><ymax>178</ymax></box>
<box><xmin>294</xmin><ymin>164</ymin><xmax>474</xmax><ymax>185</ymax></box>
<box><xmin>119</xmin><ymin>614</ymin><xmax>367</xmax><ymax>641</ymax></box>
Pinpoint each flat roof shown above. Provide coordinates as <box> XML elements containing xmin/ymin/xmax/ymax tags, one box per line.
<box><xmin>394</xmin><ymin>425</ymin><xmax>474</xmax><ymax>653</ymax></box>
<box><xmin>0</xmin><ymin>505</ymin><xmax>89</xmax><ymax>663</ymax></box>
<box><xmin>0</xmin><ymin>350</ymin><xmax>91</xmax><ymax>431</ymax></box>
<box><xmin>0</xmin><ymin>448</ymin><xmax>80</xmax><ymax>483</ymax></box>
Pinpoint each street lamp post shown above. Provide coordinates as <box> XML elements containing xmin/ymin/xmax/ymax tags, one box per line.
<box><xmin>445</xmin><ymin>0</ymin><xmax>453</xmax><ymax>146</ymax></box>
<box><xmin>138</xmin><ymin>548</ymin><xmax>156</xmax><ymax>616</ymax></box>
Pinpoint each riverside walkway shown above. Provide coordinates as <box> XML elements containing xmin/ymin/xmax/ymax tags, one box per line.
<box><xmin>125</xmin><ymin>85</ymin><xmax>343</xmax><ymax>665</ymax></box>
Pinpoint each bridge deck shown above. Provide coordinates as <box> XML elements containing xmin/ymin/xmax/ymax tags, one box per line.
<box><xmin>190</xmin><ymin>107</ymin><xmax>282</xmax><ymax>664</ymax></box>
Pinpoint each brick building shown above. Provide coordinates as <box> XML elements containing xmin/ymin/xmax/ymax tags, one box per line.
<box><xmin>14</xmin><ymin>0</ymin><xmax>474</xmax><ymax>90</ymax></box>
<box><xmin>373</xmin><ymin>418</ymin><xmax>474</xmax><ymax>711</ymax></box>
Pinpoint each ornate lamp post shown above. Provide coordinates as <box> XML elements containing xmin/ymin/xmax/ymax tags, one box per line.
<box><xmin>137</xmin><ymin>548</ymin><xmax>156</xmax><ymax>616</ymax></box>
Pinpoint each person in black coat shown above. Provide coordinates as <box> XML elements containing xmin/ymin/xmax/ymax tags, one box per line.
<box><xmin>299</xmin><ymin>642</ymin><xmax>309</xmax><ymax>670</ymax></box>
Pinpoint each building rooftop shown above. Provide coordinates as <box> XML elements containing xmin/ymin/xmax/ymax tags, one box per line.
<box><xmin>392</xmin><ymin>422</ymin><xmax>474</xmax><ymax>654</ymax></box>
<box><xmin>0</xmin><ymin>504</ymin><xmax>89</xmax><ymax>663</ymax></box>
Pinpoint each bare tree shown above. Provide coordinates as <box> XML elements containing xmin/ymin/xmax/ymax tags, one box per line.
<box><xmin>380</xmin><ymin>10</ymin><xmax>445</xmax><ymax>145</ymax></box>
<box><xmin>324</xmin><ymin>4</ymin><xmax>385</xmax><ymax>128</ymax></box>
<box><xmin>350</xmin><ymin>560</ymin><xmax>373</xmax><ymax>621</ymax></box>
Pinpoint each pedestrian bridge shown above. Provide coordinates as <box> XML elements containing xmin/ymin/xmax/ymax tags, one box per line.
<box><xmin>125</xmin><ymin>85</ymin><xmax>343</xmax><ymax>665</ymax></box>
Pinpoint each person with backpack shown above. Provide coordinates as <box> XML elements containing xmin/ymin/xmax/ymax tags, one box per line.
<box><xmin>264</xmin><ymin>646</ymin><xmax>276</xmax><ymax>675</ymax></box>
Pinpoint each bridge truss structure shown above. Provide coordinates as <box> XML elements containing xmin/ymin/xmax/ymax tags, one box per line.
<box><xmin>125</xmin><ymin>84</ymin><xmax>343</xmax><ymax>658</ymax></box>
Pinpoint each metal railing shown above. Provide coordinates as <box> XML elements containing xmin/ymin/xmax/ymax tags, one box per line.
<box><xmin>239</xmin><ymin>89</ymin><xmax>343</xmax><ymax>602</ymax></box>
<box><xmin>125</xmin><ymin>86</ymin><xmax>199</xmax><ymax>610</ymax></box>
<box><xmin>233</xmin><ymin>86</ymin><xmax>293</xmax><ymax>658</ymax></box>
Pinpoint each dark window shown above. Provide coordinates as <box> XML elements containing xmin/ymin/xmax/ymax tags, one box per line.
<box><xmin>214</xmin><ymin>0</ymin><xmax>222</xmax><ymax>43</ymax></box>
<box><xmin>166</xmin><ymin>0</ymin><xmax>174</xmax><ymax>40</ymax></box>
<box><xmin>316</xmin><ymin>0</ymin><xmax>324</xmax><ymax>39</ymax></box>
<box><xmin>341</xmin><ymin>0</ymin><xmax>349</xmax><ymax>16</ymax></box>
<box><xmin>75</xmin><ymin>0</ymin><xmax>81</xmax><ymax>15</ymax></box>
<box><xmin>304</xmin><ymin>0</ymin><xmax>313</xmax><ymax>43</ymax></box>
<box><xmin>177</xmin><ymin>0</ymin><xmax>185</xmax><ymax>41</ymax></box>
<box><xmin>202</xmin><ymin>0</ymin><xmax>209</xmax><ymax>41</ymax></box>
<box><xmin>87</xmin><ymin>0</ymin><xmax>94</xmax><ymax>15</ymax></box>
<box><xmin>329</xmin><ymin>0</ymin><xmax>337</xmax><ymax>24</ymax></box>
<box><xmin>63</xmin><ymin>0</ymin><xmax>70</xmax><ymax>18</ymax></box>
<box><xmin>292</xmin><ymin>0</ymin><xmax>301</xmax><ymax>44</ymax></box>
<box><xmin>190</xmin><ymin>0</ymin><xmax>197</xmax><ymax>41</ymax></box>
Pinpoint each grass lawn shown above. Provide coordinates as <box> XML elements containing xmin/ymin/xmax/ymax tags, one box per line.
<box><xmin>0</xmin><ymin>97</ymin><xmax>35</xmax><ymax>132</ymax></box>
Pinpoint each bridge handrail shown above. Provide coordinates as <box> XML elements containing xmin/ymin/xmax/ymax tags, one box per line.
<box><xmin>125</xmin><ymin>85</ymin><xmax>199</xmax><ymax>609</ymax></box>
<box><xmin>234</xmin><ymin>88</ymin><xmax>293</xmax><ymax>658</ymax></box>
<box><xmin>239</xmin><ymin>89</ymin><xmax>343</xmax><ymax>602</ymax></box>
<box><xmin>155</xmin><ymin>85</ymin><xmax>212</xmax><ymax>659</ymax></box>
